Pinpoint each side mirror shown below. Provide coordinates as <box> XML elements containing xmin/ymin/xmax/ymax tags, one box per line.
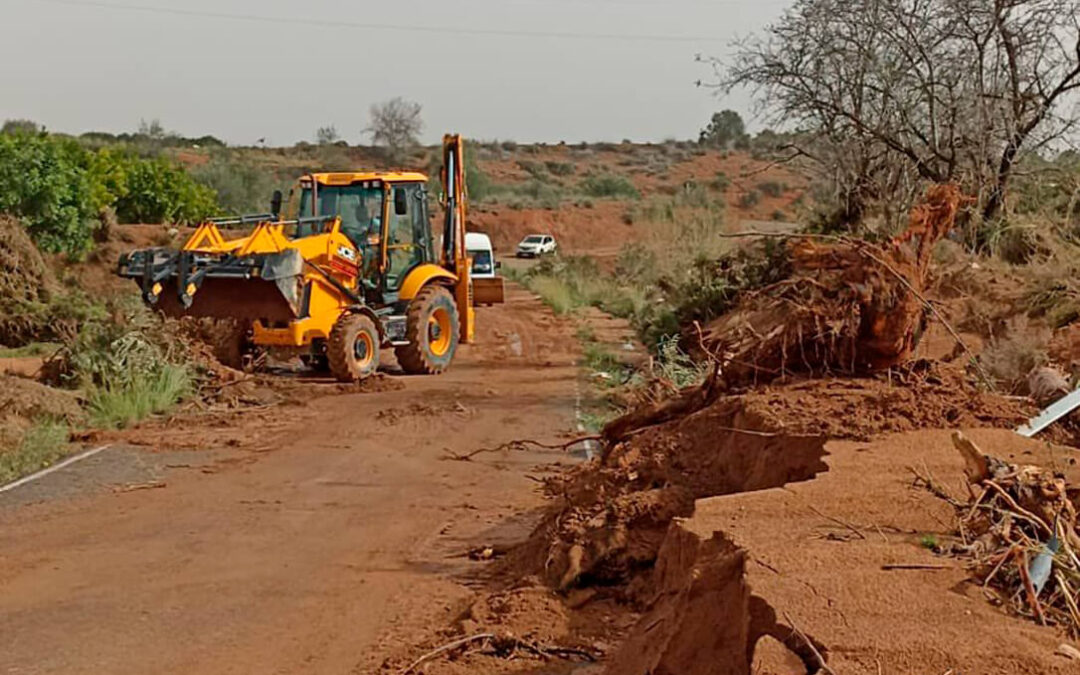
<box><xmin>495</xmin><ymin>261</ymin><xmax>502</xmax><ymax>270</ymax></box>
<box><xmin>270</xmin><ymin>189</ymin><xmax>283</xmax><ymax>218</ymax></box>
<box><xmin>394</xmin><ymin>189</ymin><xmax>408</xmax><ymax>216</ymax></box>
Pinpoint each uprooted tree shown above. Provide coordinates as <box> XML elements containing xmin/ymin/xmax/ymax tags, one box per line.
<box><xmin>710</xmin><ymin>0</ymin><xmax>1080</xmax><ymax>241</ymax></box>
<box><xmin>604</xmin><ymin>184</ymin><xmax>967</xmax><ymax>444</ymax></box>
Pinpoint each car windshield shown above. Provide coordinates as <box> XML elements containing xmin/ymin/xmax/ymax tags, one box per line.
<box><xmin>469</xmin><ymin>249</ymin><xmax>493</xmax><ymax>272</ymax></box>
<box><xmin>523</xmin><ymin>236</ymin><xmax>544</xmax><ymax>244</ymax></box>
<box><xmin>297</xmin><ymin>184</ymin><xmax>384</xmax><ymax>245</ymax></box>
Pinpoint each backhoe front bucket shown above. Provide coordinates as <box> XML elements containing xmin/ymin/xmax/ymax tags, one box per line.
<box><xmin>117</xmin><ymin>247</ymin><xmax>306</xmax><ymax>323</ymax></box>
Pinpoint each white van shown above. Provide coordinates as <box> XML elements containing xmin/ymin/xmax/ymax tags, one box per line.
<box><xmin>465</xmin><ymin>232</ymin><xmax>505</xmax><ymax>305</ymax></box>
<box><xmin>465</xmin><ymin>232</ymin><xmax>497</xmax><ymax>278</ymax></box>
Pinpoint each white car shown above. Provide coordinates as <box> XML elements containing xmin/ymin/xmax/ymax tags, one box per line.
<box><xmin>516</xmin><ymin>234</ymin><xmax>557</xmax><ymax>258</ymax></box>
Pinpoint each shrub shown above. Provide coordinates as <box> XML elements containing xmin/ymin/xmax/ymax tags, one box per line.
<box><xmin>116</xmin><ymin>157</ymin><xmax>219</xmax><ymax>224</ymax></box>
<box><xmin>545</xmin><ymin>161</ymin><xmax>575</xmax><ymax>176</ymax></box>
<box><xmin>190</xmin><ymin>157</ymin><xmax>281</xmax><ymax>215</ymax></box>
<box><xmin>979</xmin><ymin>335</ymin><xmax>1048</xmax><ymax>394</ymax></box>
<box><xmin>516</xmin><ymin>159</ymin><xmax>547</xmax><ymax>180</ymax></box>
<box><xmin>710</xmin><ymin>172</ymin><xmax>731</xmax><ymax>191</ymax></box>
<box><xmin>738</xmin><ymin>190</ymin><xmax>761</xmax><ymax>208</ymax></box>
<box><xmin>757</xmin><ymin>180</ymin><xmax>787</xmax><ymax>198</ymax></box>
<box><xmin>579</xmin><ymin>173</ymin><xmax>640</xmax><ymax>200</ymax></box>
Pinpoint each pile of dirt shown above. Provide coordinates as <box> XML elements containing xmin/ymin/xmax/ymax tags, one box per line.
<box><xmin>0</xmin><ymin>374</ymin><xmax>82</xmax><ymax>448</ymax></box>
<box><xmin>738</xmin><ymin>360</ymin><xmax>1031</xmax><ymax>441</ymax></box>
<box><xmin>701</xmin><ymin>184</ymin><xmax>965</xmax><ymax>389</ymax></box>
<box><xmin>512</xmin><ymin>397</ymin><xmax>828</xmax><ymax>593</ymax></box>
<box><xmin>0</xmin><ymin>215</ymin><xmax>59</xmax><ymax>346</ymax></box>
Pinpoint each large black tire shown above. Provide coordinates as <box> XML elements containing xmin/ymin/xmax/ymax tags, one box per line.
<box><xmin>327</xmin><ymin>313</ymin><xmax>381</xmax><ymax>382</ymax></box>
<box><xmin>395</xmin><ymin>286</ymin><xmax>460</xmax><ymax>375</ymax></box>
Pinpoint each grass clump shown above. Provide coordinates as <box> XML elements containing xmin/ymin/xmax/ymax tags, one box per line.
<box><xmin>87</xmin><ymin>365</ymin><xmax>191</xmax><ymax>429</ymax></box>
<box><xmin>528</xmin><ymin>275</ymin><xmax>579</xmax><ymax>314</ymax></box>
<box><xmin>56</xmin><ymin>299</ymin><xmax>194</xmax><ymax>429</ymax></box>
<box><xmin>0</xmin><ymin>418</ymin><xmax>70</xmax><ymax>484</ymax></box>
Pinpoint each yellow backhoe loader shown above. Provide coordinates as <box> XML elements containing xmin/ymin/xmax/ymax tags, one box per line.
<box><xmin>117</xmin><ymin>134</ymin><xmax>505</xmax><ymax>381</ymax></box>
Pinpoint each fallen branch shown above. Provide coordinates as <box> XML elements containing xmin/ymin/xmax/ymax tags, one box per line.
<box><xmin>398</xmin><ymin>632</ymin><xmax>599</xmax><ymax>674</ymax></box>
<box><xmin>782</xmin><ymin>611</ymin><xmax>837</xmax><ymax>675</ymax></box>
<box><xmin>399</xmin><ymin>633</ymin><xmax>495</xmax><ymax>674</ymax></box>
<box><xmin>804</xmin><ymin>503</ymin><xmax>867</xmax><ymax>541</ymax></box>
<box><xmin>442</xmin><ymin>436</ymin><xmax>603</xmax><ymax>461</ymax></box>
<box><xmin>881</xmin><ymin>563</ymin><xmax>951</xmax><ymax>571</ymax></box>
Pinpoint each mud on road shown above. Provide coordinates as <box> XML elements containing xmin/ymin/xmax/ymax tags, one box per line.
<box><xmin>0</xmin><ymin>286</ymin><xmax>585</xmax><ymax>674</ymax></box>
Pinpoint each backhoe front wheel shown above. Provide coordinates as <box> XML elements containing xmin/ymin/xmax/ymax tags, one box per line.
<box><xmin>395</xmin><ymin>286</ymin><xmax>460</xmax><ymax>375</ymax></box>
<box><xmin>328</xmin><ymin>313</ymin><xmax>381</xmax><ymax>382</ymax></box>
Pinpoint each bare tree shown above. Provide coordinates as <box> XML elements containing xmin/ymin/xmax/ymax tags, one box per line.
<box><xmin>315</xmin><ymin>125</ymin><xmax>340</xmax><ymax>146</ymax></box>
<box><xmin>138</xmin><ymin>118</ymin><xmax>167</xmax><ymax>140</ymax></box>
<box><xmin>711</xmin><ymin>0</ymin><xmax>1080</xmax><ymax>238</ymax></box>
<box><xmin>365</xmin><ymin>97</ymin><xmax>423</xmax><ymax>163</ymax></box>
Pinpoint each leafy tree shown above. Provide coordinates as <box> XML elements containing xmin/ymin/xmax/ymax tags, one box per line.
<box><xmin>0</xmin><ymin>133</ymin><xmax>95</xmax><ymax>254</ymax></box>
<box><xmin>699</xmin><ymin>110</ymin><xmax>747</xmax><ymax>149</ymax></box>
<box><xmin>365</xmin><ymin>97</ymin><xmax>423</xmax><ymax>163</ymax></box>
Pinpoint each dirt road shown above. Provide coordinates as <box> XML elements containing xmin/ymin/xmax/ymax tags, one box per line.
<box><xmin>0</xmin><ymin>286</ymin><xmax>581</xmax><ymax>675</ymax></box>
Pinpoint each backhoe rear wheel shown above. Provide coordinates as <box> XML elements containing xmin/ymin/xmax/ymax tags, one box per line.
<box><xmin>328</xmin><ymin>313</ymin><xmax>380</xmax><ymax>382</ymax></box>
<box><xmin>395</xmin><ymin>285</ymin><xmax>459</xmax><ymax>375</ymax></box>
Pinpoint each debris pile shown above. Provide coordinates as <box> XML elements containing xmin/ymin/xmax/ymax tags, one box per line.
<box><xmin>0</xmin><ymin>215</ymin><xmax>59</xmax><ymax>346</ymax></box>
<box><xmin>924</xmin><ymin>431</ymin><xmax>1080</xmax><ymax>634</ymax></box>
<box><xmin>701</xmin><ymin>184</ymin><xmax>966</xmax><ymax>389</ymax></box>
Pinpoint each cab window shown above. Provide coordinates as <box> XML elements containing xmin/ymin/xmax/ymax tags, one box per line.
<box><xmin>385</xmin><ymin>183</ymin><xmax>425</xmax><ymax>290</ymax></box>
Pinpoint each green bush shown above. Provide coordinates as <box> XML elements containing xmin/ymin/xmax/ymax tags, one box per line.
<box><xmin>0</xmin><ymin>132</ymin><xmax>222</xmax><ymax>254</ymax></box>
<box><xmin>580</xmin><ymin>173</ymin><xmax>640</xmax><ymax>200</ymax></box>
<box><xmin>115</xmin><ymin>157</ymin><xmax>219</xmax><ymax>224</ymax></box>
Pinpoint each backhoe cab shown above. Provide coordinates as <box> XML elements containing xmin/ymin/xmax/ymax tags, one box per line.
<box><xmin>117</xmin><ymin>134</ymin><xmax>504</xmax><ymax>381</ymax></box>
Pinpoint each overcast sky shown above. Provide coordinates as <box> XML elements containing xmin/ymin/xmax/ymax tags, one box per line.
<box><xmin>0</xmin><ymin>0</ymin><xmax>788</xmax><ymax>145</ymax></box>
